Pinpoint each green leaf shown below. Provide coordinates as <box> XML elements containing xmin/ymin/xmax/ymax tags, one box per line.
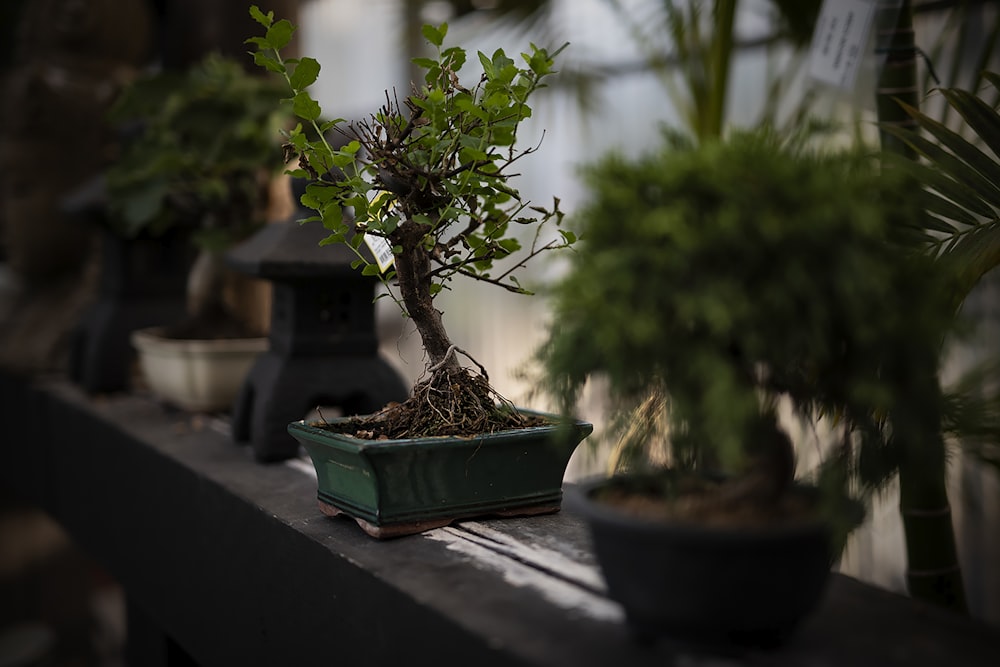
<box><xmin>292</xmin><ymin>91</ymin><xmax>321</xmax><ymax>121</ymax></box>
<box><xmin>266</xmin><ymin>19</ymin><xmax>295</xmax><ymax>51</ymax></box>
<box><xmin>882</xmin><ymin>124</ymin><xmax>1000</xmax><ymax>214</ymax></box>
<box><xmin>940</xmin><ymin>88</ymin><xmax>1000</xmax><ymax>162</ymax></box>
<box><xmin>244</xmin><ymin>36</ymin><xmax>269</xmax><ymax>49</ymax></box>
<box><xmin>903</xmin><ymin>100</ymin><xmax>1000</xmax><ymax>191</ymax></box>
<box><xmin>917</xmin><ymin>188</ymin><xmax>981</xmax><ymax>228</ymax></box>
<box><xmin>497</xmin><ymin>238</ymin><xmax>521</xmax><ymax>255</ymax></box>
<box><xmin>249</xmin><ymin>5</ymin><xmax>273</xmax><ymax>27</ymax></box>
<box><xmin>478</xmin><ymin>51</ymin><xmax>495</xmax><ymax>79</ymax></box>
<box><xmin>459</xmin><ymin>146</ymin><xmax>490</xmax><ymax>163</ymax></box>
<box><xmin>252</xmin><ymin>51</ymin><xmax>284</xmax><ymax>74</ymax></box>
<box><xmin>559</xmin><ymin>229</ymin><xmax>577</xmax><ymax>244</ymax></box>
<box><xmin>321</xmin><ymin>204</ymin><xmax>343</xmax><ymax>229</ymax></box>
<box><xmin>421</xmin><ymin>23</ymin><xmax>445</xmax><ymax>47</ymax></box>
<box><xmin>319</xmin><ymin>118</ymin><xmax>346</xmax><ymax>133</ymax></box>
<box><xmin>362</xmin><ymin>263</ymin><xmax>381</xmax><ymax>276</ymax></box>
<box><xmin>411</xmin><ymin>57</ymin><xmax>437</xmax><ymax>70</ymax></box>
<box><xmin>290</xmin><ymin>57</ymin><xmax>321</xmax><ymax>90</ymax></box>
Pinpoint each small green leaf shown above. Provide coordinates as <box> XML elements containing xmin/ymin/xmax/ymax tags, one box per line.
<box><xmin>362</xmin><ymin>263</ymin><xmax>381</xmax><ymax>276</ymax></box>
<box><xmin>421</xmin><ymin>23</ymin><xmax>447</xmax><ymax>47</ymax></box>
<box><xmin>290</xmin><ymin>57</ymin><xmax>321</xmax><ymax>90</ymax></box>
<box><xmin>249</xmin><ymin>5</ymin><xmax>273</xmax><ymax>27</ymax></box>
<box><xmin>478</xmin><ymin>51</ymin><xmax>495</xmax><ymax>79</ymax></box>
<box><xmin>252</xmin><ymin>51</ymin><xmax>285</xmax><ymax>74</ymax></box>
<box><xmin>411</xmin><ymin>57</ymin><xmax>437</xmax><ymax>70</ymax></box>
<box><xmin>244</xmin><ymin>36</ymin><xmax>269</xmax><ymax>49</ymax></box>
<box><xmin>292</xmin><ymin>91</ymin><xmax>321</xmax><ymax>120</ymax></box>
<box><xmin>559</xmin><ymin>229</ymin><xmax>577</xmax><ymax>244</ymax></box>
<box><xmin>266</xmin><ymin>19</ymin><xmax>295</xmax><ymax>51</ymax></box>
<box><xmin>319</xmin><ymin>118</ymin><xmax>346</xmax><ymax>133</ymax></box>
<box><xmin>321</xmin><ymin>204</ymin><xmax>343</xmax><ymax>229</ymax></box>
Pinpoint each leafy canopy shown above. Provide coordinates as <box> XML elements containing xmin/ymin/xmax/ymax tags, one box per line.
<box><xmin>541</xmin><ymin>129</ymin><xmax>956</xmax><ymax>473</ymax></box>
<box><xmin>105</xmin><ymin>54</ymin><xmax>292</xmax><ymax>248</ymax></box>
<box><xmin>246</xmin><ymin>6</ymin><xmax>573</xmax><ymax>306</ymax></box>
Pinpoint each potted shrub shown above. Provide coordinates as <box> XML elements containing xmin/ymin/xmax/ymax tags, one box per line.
<box><xmin>105</xmin><ymin>53</ymin><xmax>292</xmax><ymax>412</ymax></box>
<box><xmin>247</xmin><ymin>8</ymin><xmax>590</xmax><ymax>538</ymax></box>
<box><xmin>538</xmin><ymin>129</ymin><xmax>957</xmax><ymax>646</ymax></box>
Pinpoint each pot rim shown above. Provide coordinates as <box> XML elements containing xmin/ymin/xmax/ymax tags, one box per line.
<box><xmin>131</xmin><ymin>326</ymin><xmax>269</xmax><ymax>353</ymax></box>
<box><xmin>288</xmin><ymin>409</ymin><xmax>593</xmax><ymax>450</ymax></box>
<box><xmin>568</xmin><ymin>473</ymin><xmax>864</xmax><ymax>541</ymax></box>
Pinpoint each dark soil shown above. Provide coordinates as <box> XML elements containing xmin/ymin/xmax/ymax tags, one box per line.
<box><xmin>317</xmin><ymin>366</ymin><xmax>547</xmax><ymax>440</ymax></box>
<box><xmin>597</xmin><ymin>473</ymin><xmax>820</xmax><ymax>529</ymax></box>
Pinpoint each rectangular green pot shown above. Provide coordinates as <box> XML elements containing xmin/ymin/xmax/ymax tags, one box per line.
<box><xmin>288</xmin><ymin>410</ymin><xmax>592</xmax><ymax>538</ymax></box>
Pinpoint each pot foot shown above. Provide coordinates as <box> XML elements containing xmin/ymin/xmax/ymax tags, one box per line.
<box><xmin>317</xmin><ymin>499</ymin><xmax>563</xmax><ymax>539</ymax></box>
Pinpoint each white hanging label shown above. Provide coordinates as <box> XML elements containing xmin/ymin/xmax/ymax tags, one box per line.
<box><xmin>363</xmin><ymin>233</ymin><xmax>395</xmax><ymax>273</ymax></box>
<box><xmin>808</xmin><ymin>0</ymin><xmax>877</xmax><ymax>90</ymax></box>
<box><xmin>363</xmin><ymin>191</ymin><xmax>396</xmax><ymax>273</ymax></box>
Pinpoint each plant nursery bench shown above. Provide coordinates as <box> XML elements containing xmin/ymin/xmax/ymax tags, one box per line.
<box><xmin>1</xmin><ymin>371</ymin><xmax>998</xmax><ymax>666</ymax></box>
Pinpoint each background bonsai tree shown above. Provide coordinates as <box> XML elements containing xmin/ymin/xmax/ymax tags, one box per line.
<box><xmin>539</xmin><ymin>129</ymin><xmax>958</xmax><ymax>518</ymax></box>
<box><xmin>248</xmin><ymin>7</ymin><xmax>574</xmax><ymax>437</ymax></box>
<box><xmin>105</xmin><ymin>53</ymin><xmax>292</xmax><ymax>337</ymax></box>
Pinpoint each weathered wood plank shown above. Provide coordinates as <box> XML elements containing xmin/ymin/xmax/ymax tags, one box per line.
<box><xmin>2</xmin><ymin>372</ymin><xmax>999</xmax><ymax>667</ymax></box>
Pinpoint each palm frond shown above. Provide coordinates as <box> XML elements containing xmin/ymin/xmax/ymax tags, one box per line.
<box><xmin>939</xmin><ymin>87</ymin><xmax>1000</xmax><ymax>159</ymax></box>
<box><xmin>881</xmin><ymin>76</ymin><xmax>1000</xmax><ymax>307</ymax></box>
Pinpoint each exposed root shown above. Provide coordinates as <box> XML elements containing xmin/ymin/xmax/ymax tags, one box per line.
<box><xmin>332</xmin><ymin>366</ymin><xmax>543</xmax><ymax>440</ymax></box>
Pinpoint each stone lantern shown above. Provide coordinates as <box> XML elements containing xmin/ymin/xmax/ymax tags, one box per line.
<box><xmin>226</xmin><ymin>185</ymin><xmax>409</xmax><ymax>463</ymax></box>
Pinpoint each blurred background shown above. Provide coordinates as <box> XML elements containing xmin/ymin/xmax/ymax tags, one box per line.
<box><xmin>0</xmin><ymin>0</ymin><xmax>998</xmax><ymax>665</ymax></box>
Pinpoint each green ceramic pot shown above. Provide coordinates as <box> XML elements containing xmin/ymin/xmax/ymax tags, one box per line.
<box><xmin>288</xmin><ymin>411</ymin><xmax>592</xmax><ymax>538</ymax></box>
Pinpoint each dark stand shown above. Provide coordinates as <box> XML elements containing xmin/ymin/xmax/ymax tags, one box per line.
<box><xmin>69</xmin><ymin>228</ymin><xmax>192</xmax><ymax>393</ymax></box>
<box><xmin>227</xmin><ymin>219</ymin><xmax>408</xmax><ymax>463</ymax></box>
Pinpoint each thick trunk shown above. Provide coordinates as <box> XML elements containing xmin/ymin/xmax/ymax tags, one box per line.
<box><xmin>899</xmin><ymin>442</ymin><xmax>967</xmax><ymax>611</ymax></box>
<box><xmin>876</xmin><ymin>0</ymin><xmax>967</xmax><ymax>614</ymax></box>
<box><xmin>393</xmin><ymin>222</ymin><xmax>459</xmax><ymax>371</ymax></box>
<box><xmin>896</xmin><ymin>362</ymin><xmax>966</xmax><ymax>612</ymax></box>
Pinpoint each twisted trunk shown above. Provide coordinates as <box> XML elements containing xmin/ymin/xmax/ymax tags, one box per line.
<box><xmin>393</xmin><ymin>220</ymin><xmax>459</xmax><ymax>371</ymax></box>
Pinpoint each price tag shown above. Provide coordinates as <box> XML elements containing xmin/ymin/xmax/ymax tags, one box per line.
<box><xmin>364</xmin><ymin>232</ymin><xmax>395</xmax><ymax>273</ymax></box>
<box><xmin>364</xmin><ymin>190</ymin><xmax>396</xmax><ymax>273</ymax></box>
<box><xmin>808</xmin><ymin>0</ymin><xmax>877</xmax><ymax>91</ymax></box>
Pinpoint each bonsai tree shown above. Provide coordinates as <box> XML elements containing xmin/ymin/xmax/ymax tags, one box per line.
<box><xmin>247</xmin><ymin>7</ymin><xmax>574</xmax><ymax>436</ymax></box>
<box><xmin>539</xmin><ymin>128</ymin><xmax>958</xmax><ymax>518</ymax></box>
<box><xmin>105</xmin><ymin>53</ymin><xmax>292</xmax><ymax>337</ymax></box>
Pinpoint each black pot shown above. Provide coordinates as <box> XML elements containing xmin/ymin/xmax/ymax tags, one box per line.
<box><xmin>569</xmin><ymin>472</ymin><xmax>862</xmax><ymax>648</ymax></box>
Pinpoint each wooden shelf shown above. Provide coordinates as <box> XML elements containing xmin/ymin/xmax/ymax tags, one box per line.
<box><xmin>1</xmin><ymin>371</ymin><xmax>998</xmax><ymax>666</ymax></box>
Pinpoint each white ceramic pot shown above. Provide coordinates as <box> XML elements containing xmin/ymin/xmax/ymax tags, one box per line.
<box><xmin>131</xmin><ymin>327</ymin><xmax>267</xmax><ymax>413</ymax></box>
